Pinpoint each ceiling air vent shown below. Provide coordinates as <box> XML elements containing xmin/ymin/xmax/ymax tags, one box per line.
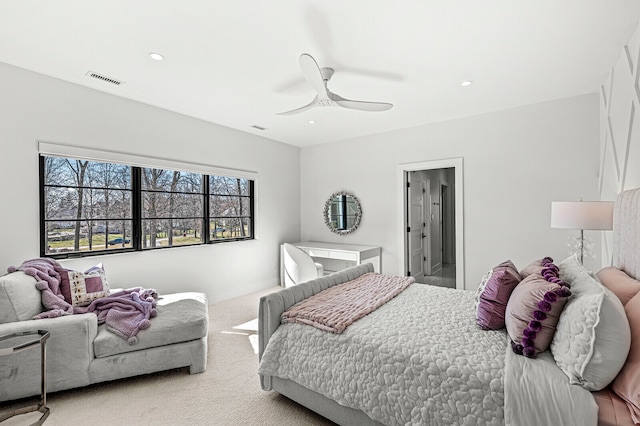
<box><xmin>85</xmin><ymin>70</ymin><xmax>124</xmax><ymax>86</ymax></box>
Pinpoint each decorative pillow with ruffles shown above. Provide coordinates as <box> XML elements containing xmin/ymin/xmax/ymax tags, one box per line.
<box><xmin>505</xmin><ymin>257</ymin><xmax>571</xmax><ymax>358</ymax></box>
<box><xmin>551</xmin><ymin>255</ymin><xmax>631</xmax><ymax>391</ymax></box>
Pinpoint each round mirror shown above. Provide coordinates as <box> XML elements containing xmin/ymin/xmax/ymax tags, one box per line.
<box><xmin>324</xmin><ymin>191</ymin><xmax>362</xmax><ymax>235</ymax></box>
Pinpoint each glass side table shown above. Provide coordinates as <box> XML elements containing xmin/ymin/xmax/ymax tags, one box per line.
<box><xmin>0</xmin><ymin>330</ymin><xmax>50</xmax><ymax>425</ymax></box>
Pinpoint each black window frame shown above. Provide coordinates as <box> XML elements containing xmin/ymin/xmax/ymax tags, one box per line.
<box><xmin>40</xmin><ymin>155</ymin><xmax>255</xmax><ymax>259</ymax></box>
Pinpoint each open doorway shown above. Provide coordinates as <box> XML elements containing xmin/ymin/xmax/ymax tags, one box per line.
<box><xmin>407</xmin><ymin>169</ymin><xmax>455</xmax><ymax>287</ymax></box>
<box><xmin>397</xmin><ymin>158</ymin><xmax>463</xmax><ymax>290</ymax></box>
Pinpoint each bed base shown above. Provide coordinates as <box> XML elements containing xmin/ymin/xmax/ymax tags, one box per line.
<box><xmin>271</xmin><ymin>377</ymin><xmax>383</xmax><ymax>426</ymax></box>
<box><xmin>259</xmin><ymin>262</ymin><xmax>379</xmax><ymax>426</ymax></box>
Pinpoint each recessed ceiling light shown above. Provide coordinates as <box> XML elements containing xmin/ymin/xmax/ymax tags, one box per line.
<box><xmin>460</xmin><ymin>80</ymin><xmax>473</xmax><ymax>87</ymax></box>
<box><xmin>308</xmin><ymin>120</ymin><xmax>316</xmax><ymax>124</ymax></box>
<box><xmin>149</xmin><ymin>52</ymin><xmax>165</xmax><ymax>61</ymax></box>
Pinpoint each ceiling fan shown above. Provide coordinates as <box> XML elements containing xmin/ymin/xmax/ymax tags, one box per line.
<box><xmin>277</xmin><ymin>53</ymin><xmax>393</xmax><ymax>115</ymax></box>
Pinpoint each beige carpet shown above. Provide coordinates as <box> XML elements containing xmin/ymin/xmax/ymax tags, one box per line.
<box><xmin>1</xmin><ymin>286</ymin><xmax>335</xmax><ymax>426</ymax></box>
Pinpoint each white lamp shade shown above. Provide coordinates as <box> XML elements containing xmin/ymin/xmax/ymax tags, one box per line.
<box><xmin>550</xmin><ymin>201</ymin><xmax>614</xmax><ymax>230</ymax></box>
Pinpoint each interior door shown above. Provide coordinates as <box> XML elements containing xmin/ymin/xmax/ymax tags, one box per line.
<box><xmin>407</xmin><ymin>174</ymin><xmax>426</xmax><ymax>282</ymax></box>
<box><xmin>423</xmin><ymin>177</ymin><xmax>431</xmax><ymax>275</ymax></box>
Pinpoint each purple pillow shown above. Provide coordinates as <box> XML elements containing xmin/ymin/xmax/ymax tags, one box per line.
<box><xmin>475</xmin><ymin>260</ymin><xmax>522</xmax><ymax>330</ymax></box>
<box><xmin>505</xmin><ymin>258</ymin><xmax>571</xmax><ymax>358</ymax></box>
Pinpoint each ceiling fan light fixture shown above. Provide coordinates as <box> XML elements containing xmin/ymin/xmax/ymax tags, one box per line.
<box><xmin>149</xmin><ymin>52</ymin><xmax>165</xmax><ymax>61</ymax></box>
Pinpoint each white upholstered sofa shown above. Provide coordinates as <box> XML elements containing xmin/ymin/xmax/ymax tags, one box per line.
<box><xmin>0</xmin><ymin>270</ymin><xmax>208</xmax><ymax>402</ymax></box>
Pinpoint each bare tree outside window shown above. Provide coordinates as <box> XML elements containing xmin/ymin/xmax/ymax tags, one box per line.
<box><xmin>142</xmin><ymin>168</ymin><xmax>203</xmax><ymax>248</ymax></box>
<box><xmin>66</xmin><ymin>159</ymin><xmax>89</xmax><ymax>251</ymax></box>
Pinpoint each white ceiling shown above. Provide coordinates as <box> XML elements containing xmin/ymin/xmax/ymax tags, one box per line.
<box><xmin>2</xmin><ymin>1</ymin><xmax>640</xmax><ymax>148</ymax></box>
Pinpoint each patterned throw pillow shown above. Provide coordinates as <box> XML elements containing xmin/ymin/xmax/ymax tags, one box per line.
<box><xmin>475</xmin><ymin>260</ymin><xmax>521</xmax><ymax>330</ymax></box>
<box><xmin>57</xmin><ymin>263</ymin><xmax>110</xmax><ymax>307</ymax></box>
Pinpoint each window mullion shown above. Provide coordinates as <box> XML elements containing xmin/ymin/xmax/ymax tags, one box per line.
<box><xmin>204</xmin><ymin>175</ymin><xmax>210</xmax><ymax>243</ymax></box>
<box><xmin>249</xmin><ymin>180</ymin><xmax>255</xmax><ymax>237</ymax></box>
<box><xmin>132</xmin><ymin>167</ymin><xmax>142</xmax><ymax>251</ymax></box>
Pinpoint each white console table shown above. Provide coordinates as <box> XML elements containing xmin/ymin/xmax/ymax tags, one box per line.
<box><xmin>281</xmin><ymin>241</ymin><xmax>381</xmax><ymax>286</ymax></box>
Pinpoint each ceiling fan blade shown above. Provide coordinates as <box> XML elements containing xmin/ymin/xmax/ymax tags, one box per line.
<box><xmin>299</xmin><ymin>53</ymin><xmax>328</xmax><ymax>97</ymax></box>
<box><xmin>330</xmin><ymin>92</ymin><xmax>393</xmax><ymax>112</ymax></box>
<box><xmin>276</xmin><ymin>96</ymin><xmax>319</xmax><ymax>116</ymax></box>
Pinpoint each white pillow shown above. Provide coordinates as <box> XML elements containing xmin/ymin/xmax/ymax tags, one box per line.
<box><xmin>550</xmin><ymin>254</ymin><xmax>631</xmax><ymax>391</ymax></box>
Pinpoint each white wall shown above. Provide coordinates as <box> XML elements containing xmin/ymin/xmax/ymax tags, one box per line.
<box><xmin>599</xmin><ymin>25</ymin><xmax>640</xmax><ymax>264</ymax></box>
<box><xmin>300</xmin><ymin>94</ymin><xmax>600</xmax><ymax>290</ymax></box>
<box><xmin>0</xmin><ymin>58</ymin><xmax>608</xmax><ymax>300</ymax></box>
<box><xmin>0</xmin><ymin>62</ymin><xmax>300</xmax><ymax>303</ymax></box>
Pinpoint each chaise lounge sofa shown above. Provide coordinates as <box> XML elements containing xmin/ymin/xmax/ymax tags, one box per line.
<box><xmin>0</xmin><ymin>270</ymin><xmax>209</xmax><ymax>402</ymax></box>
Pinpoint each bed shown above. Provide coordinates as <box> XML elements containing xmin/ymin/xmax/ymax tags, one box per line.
<box><xmin>259</xmin><ymin>188</ymin><xmax>640</xmax><ymax>426</ymax></box>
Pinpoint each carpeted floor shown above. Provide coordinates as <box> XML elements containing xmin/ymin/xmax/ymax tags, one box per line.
<box><xmin>1</xmin><ymin>286</ymin><xmax>336</xmax><ymax>426</ymax></box>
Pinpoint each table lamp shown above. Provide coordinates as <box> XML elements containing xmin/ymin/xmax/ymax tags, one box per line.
<box><xmin>550</xmin><ymin>200</ymin><xmax>614</xmax><ymax>264</ymax></box>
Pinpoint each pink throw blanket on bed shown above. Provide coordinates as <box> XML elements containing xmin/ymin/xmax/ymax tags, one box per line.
<box><xmin>281</xmin><ymin>272</ymin><xmax>414</xmax><ymax>333</ymax></box>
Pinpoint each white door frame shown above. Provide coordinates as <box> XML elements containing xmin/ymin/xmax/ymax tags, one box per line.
<box><xmin>397</xmin><ymin>158</ymin><xmax>464</xmax><ymax>290</ymax></box>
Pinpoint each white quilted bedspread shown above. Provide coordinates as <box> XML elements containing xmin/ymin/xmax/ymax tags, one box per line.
<box><xmin>259</xmin><ymin>284</ymin><xmax>507</xmax><ymax>426</ymax></box>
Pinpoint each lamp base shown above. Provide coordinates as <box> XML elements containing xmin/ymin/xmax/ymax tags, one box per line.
<box><xmin>567</xmin><ymin>232</ymin><xmax>595</xmax><ymax>264</ymax></box>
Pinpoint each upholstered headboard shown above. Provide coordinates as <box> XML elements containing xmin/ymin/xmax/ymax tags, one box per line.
<box><xmin>613</xmin><ymin>188</ymin><xmax>640</xmax><ymax>280</ymax></box>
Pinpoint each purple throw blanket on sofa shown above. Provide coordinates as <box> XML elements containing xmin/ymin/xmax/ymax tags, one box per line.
<box><xmin>9</xmin><ymin>258</ymin><xmax>158</xmax><ymax>344</ymax></box>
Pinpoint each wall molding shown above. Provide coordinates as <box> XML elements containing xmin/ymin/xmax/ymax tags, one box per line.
<box><xmin>599</xmin><ymin>24</ymin><xmax>640</xmax><ymax>264</ymax></box>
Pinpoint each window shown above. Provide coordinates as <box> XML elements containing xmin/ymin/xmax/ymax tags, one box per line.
<box><xmin>42</xmin><ymin>157</ymin><xmax>133</xmax><ymax>254</ymax></box>
<box><xmin>142</xmin><ymin>168</ymin><xmax>204</xmax><ymax>248</ymax></box>
<box><xmin>209</xmin><ymin>176</ymin><xmax>253</xmax><ymax>241</ymax></box>
<box><xmin>41</xmin><ymin>155</ymin><xmax>254</xmax><ymax>258</ymax></box>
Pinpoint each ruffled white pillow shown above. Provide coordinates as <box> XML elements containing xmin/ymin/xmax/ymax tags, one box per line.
<box><xmin>551</xmin><ymin>254</ymin><xmax>631</xmax><ymax>391</ymax></box>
